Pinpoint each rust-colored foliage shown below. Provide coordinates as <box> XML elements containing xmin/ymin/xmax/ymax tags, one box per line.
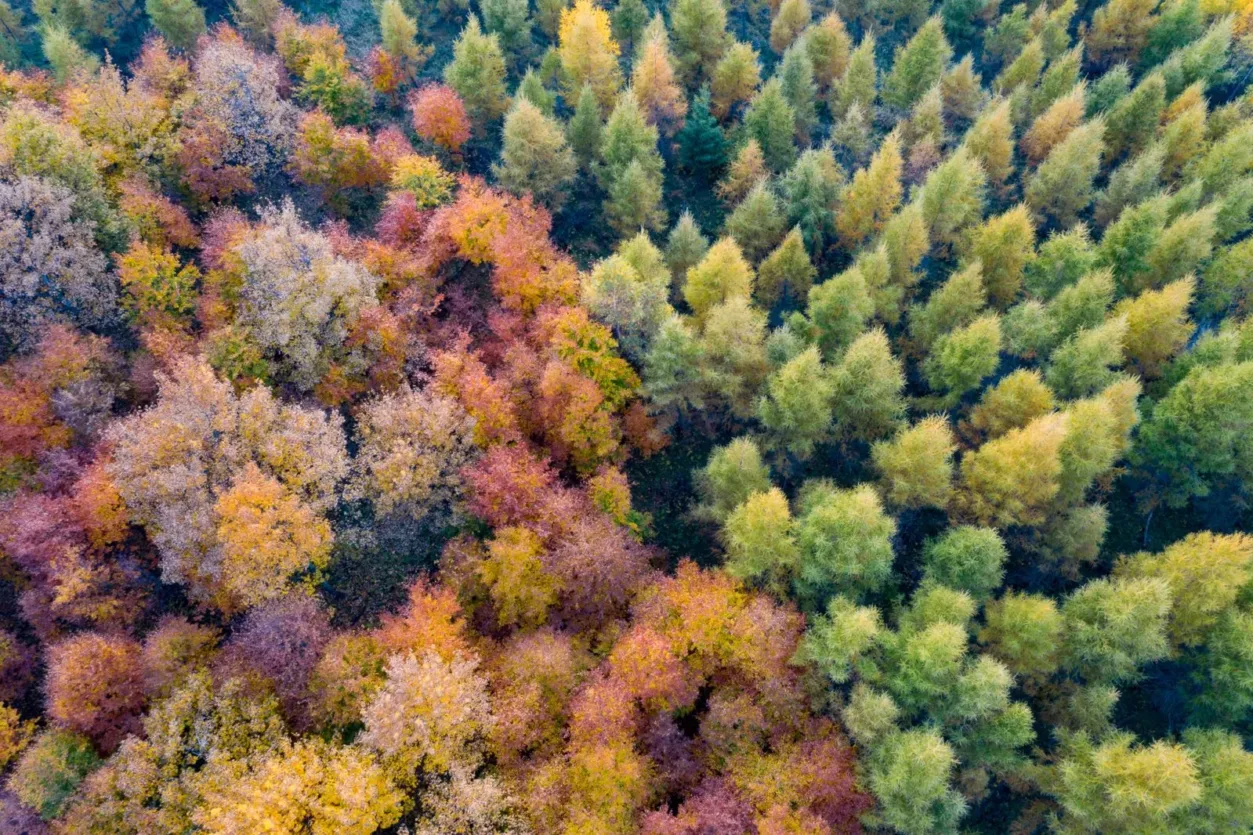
<box><xmin>45</xmin><ymin>632</ymin><xmax>146</xmax><ymax>753</ymax></box>
<box><xmin>409</xmin><ymin>84</ymin><xmax>471</xmax><ymax>153</ymax></box>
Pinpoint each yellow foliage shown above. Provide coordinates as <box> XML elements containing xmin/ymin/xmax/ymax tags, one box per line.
<box><xmin>389</xmin><ymin>154</ymin><xmax>456</xmax><ymax>208</ymax></box>
<box><xmin>959</xmin><ymin>412</ymin><xmax>1069</xmax><ymax>527</ymax></box>
<box><xmin>837</xmin><ymin>131</ymin><xmax>903</xmax><ymax>249</ymax></box>
<box><xmin>213</xmin><ymin>463</ymin><xmax>333</xmax><ymax>612</ymax></box>
<box><xmin>559</xmin><ymin>0</ymin><xmax>622</xmax><ymax>109</ymax></box>
<box><xmin>192</xmin><ymin>740</ymin><xmax>404</xmax><ymax>835</ymax></box>
<box><xmin>479</xmin><ymin>526</ymin><xmax>560</xmax><ymax>628</ymax></box>
<box><xmin>1022</xmin><ymin>84</ymin><xmax>1086</xmax><ymax>164</ymax></box>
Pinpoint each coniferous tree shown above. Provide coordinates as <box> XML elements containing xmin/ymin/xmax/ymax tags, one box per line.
<box><xmin>444</xmin><ymin>17</ymin><xmax>510</xmax><ymax>127</ymax></box>
<box><xmin>883</xmin><ymin>17</ymin><xmax>953</xmax><ymax>111</ymax></box>
<box><xmin>676</xmin><ymin>88</ymin><xmax>727</xmax><ymax>178</ymax></box>
<box><xmin>743</xmin><ymin>78</ymin><xmax>797</xmax><ymax>173</ymax></box>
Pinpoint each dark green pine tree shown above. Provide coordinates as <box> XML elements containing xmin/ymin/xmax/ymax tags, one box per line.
<box><xmin>677</xmin><ymin>88</ymin><xmax>728</xmax><ymax>179</ymax></box>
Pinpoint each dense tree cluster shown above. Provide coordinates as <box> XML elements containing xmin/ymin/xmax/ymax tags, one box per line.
<box><xmin>0</xmin><ymin>0</ymin><xmax>1250</xmax><ymax>832</ymax></box>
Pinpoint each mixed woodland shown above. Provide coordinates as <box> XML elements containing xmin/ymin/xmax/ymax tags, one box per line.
<box><xmin>0</xmin><ymin>0</ymin><xmax>1251</xmax><ymax>831</ymax></box>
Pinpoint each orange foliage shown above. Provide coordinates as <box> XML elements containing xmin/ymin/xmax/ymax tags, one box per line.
<box><xmin>375</xmin><ymin>579</ymin><xmax>473</xmax><ymax>661</ymax></box>
<box><xmin>45</xmin><ymin>632</ymin><xmax>146</xmax><ymax>753</ymax></box>
<box><xmin>409</xmin><ymin>84</ymin><xmax>472</xmax><ymax>153</ymax></box>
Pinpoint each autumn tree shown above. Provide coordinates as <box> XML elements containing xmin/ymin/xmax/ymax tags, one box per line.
<box><xmin>559</xmin><ymin>0</ymin><xmax>622</xmax><ymax>109</ymax></box>
<box><xmin>107</xmin><ymin>358</ymin><xmax>347</xmax><ymax>611</ymax></box>
<box><xmin>837</xmin><ymin>131</ymin><xmax>904</xmax><ymax>249</ymax></box>
<box><xmin>633</xmin><ymin>18</ymin><xmax>686</xmax><ymax>134</ymax></box>
<box><xmin>409</xmin><ymin>84</ymin><xmax>471</xmax><ymax>153</ymax></box>
<box><xmin>45</xmin><ymin>633</ymin><xmax>145</xmax><ymax>753</ymax></box>
<box><xmin>0</xmin><ymin>176</ymin><xmax>113</xmax><ymax>355</ymax></box>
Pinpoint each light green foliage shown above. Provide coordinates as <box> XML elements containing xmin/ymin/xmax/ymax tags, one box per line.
<box><xmin>1045</xmin><ymin>316</ymin><xmax>1127</xmax><ymax>400</ymax></box>
<box><xmin>1002</xmin><ymin>300</ymin><xmax>1053</xmax><ymax>358</ymax></box>
<box><xmin>920</xmin><ymin>146</ymin><xmax>987</xmax><ymax>250</ymax></box>
<box><xmin>807</xmin><ymin>267</ymin><xmax>874</xmax><ymax>359</ymax></box>
<box><xmin>833</xmin><ymin>34</ymin><xmax>877</xmax><ymax>117</ymax></box>
<box><xmin>909</xmin><ymin>261</ymin><xmax>986</xmax><ymax>351</ymax></box>
<box><xmin>781</xmin><ymin>145</ymin><xmax>845</xmax><ymax>257</ymax></box>
<box><xmin>979</xmin><ymin>591</ymin><xmax>1063</xmax><ymax>679</ymax></box>
<box><xmin>1133</xmin><ymin>361</ymin><xmax>1253</xmax><ymax>507</ymax></box>
<box><xmin>606</xmin><ymin>157</ymin><xmax>667</xmax><ymax>234</ymax></box>
<box><xmin>867</xmin><ymin>729</ymin><xmax>966</xmax><ymax>834</ymax></box>
<box><xmin>643</xmin><ymin>314</ymin><xmax>707</xmax><ymax>415</ymax></box>
<box><xmin>1094</xmin><ymin>143</ymin><xmax>1166</xmax><ymax>229</ymax></box>
<box><xmin>42</xmin><ymin>25</ymin><xmax>98</xmax><ymax>82</ymax></box>
<box><xmin>1158</xmin><ymin>15</ymin><xmax>1232</xmax><ymax>98</ymax></box>
<box><xmin>567</xmin><ymin>84</ymin><xmax>604</xmax><ymax>166</ymax></box>
<box><xmin>600</xmin><ymin>89</ymin><xmax>663</xmax><ymax>192</ymax></box>
<box><xmin>145</xmin><ymin>0</ymin><xmax>206</xmax><ymax>48</ymax></box>
<box><xmin>829</xmin><ymin>328</ymin><xmax>907</xmax><ymax>442</ymax></box>
<box><xmin>777</xmin><ymin>41</ymin><xmax>817</xmax><ymax>142</ymax></box>
<box><xmin>516</xmin><ymin>69</ymin><xmax>554</xmax><ymax>114</ymax></box>
<box><xmin>581</xmin><ymin>251</ymin><xmax>673</xmax><ymax>361</ymax></box>
<box><xmin>699</xmin><ymin>296</ymin><xmax>769</xmax><ymax>415</ymax></box>
<box><xmin>757</xmin><ymin>345</ymin><xmax>833</xmax><ymax>459</ymax></box>
<box><xmin>1061</xmin><ymin>576</ymin><xmax>1172</xmax><ymax>684</ymax></box>
<box><xmin>1200</xmin><ymin>236</ymin><xmax>1253</xmax><ymax>316</ymax></box>
<box><xmin>8</xmin><ymin>729</ymin><xmax>101</xmax><ymax>820</ymax></box>
<box><xmin>795</xmin><ymin>483</ymin><xmax>896</xmax><ymax>602</ymax></box>
<box><xmin>882</xmin><ymin>200</ymin><xmax>930</xmax><ymax>305</ymax></box>
<box><xmin>1097</xmin><ymin>194</ymin><xmax>1170</xmax><ymax>294</ymax></box>
<box><xmin>1039</xmin><ymin>503</ymin><xmax>1110</xmax><ymax>575</ymax></box>
<box><xmin>923</xmin><ymin>314</ymin><xmax>1002</xmax><ymax>404</ymax></box>
<box><xmin>922</xmin><ymin>525</ymin><xmax>1007</xmax><ymax>601</ymax></box>
<box><xmin>1104</xmin><ymin>73</ymin><xmax>1166</xmax><ymax>163</ymax></box>
<box><xmin>494</xmin><ymin>99</ymin><xmax>576</xmax><ymax>208</ymax></box>
<box><xmin>721</xmin><ymin>487</ymin><xmax>796</xmax><ymax>590</ymax></box>
<box><xmin>883</xmin><ymin>17</ymin><xmax>953</xmax><ymax>110</ymax></box>
<box><xmin>1190</xmin><ymin>609</ymin><xmax>1253</xmax><ymax>725</ymax></box>
<box><xmin>1026</xmin><ymin>120</ymin><xmax>1105</xmax><ymax>227</ymax></box>
<box><xmin>693</xmin><ymin>436</ymin><xmax>771</xmax><ymax>523</ymax></box>
<box><xmin>871</xmin><ymin>416</ymin><xmax>957</xmax><ymax>509</ymax></box>
<box><xmin>797</xmin><ymin>596</ymin><xmax>883</xmax><ymax>684</ymax></box>
<box><xmin>743</xmin><ymin>78</ymin><xmax>797</xmax><ymax>172</ymax></box>
<box><xmin>1137</xmin><ymin>205</ymin><xmax>1217</xmax><ymax>294</ymax></box>
<box><xmin>723</xmin><ymin>179</ymin><xmax>785</xmax><ymax>262</ymax></box>
<box><xmin>843</xmin><ymin>683</ymin><xmax>901</xmax><ymax>746</ymax></box>
<box><xmin>444</xmin><ymin>17</ymin><xmax>509</xmax><ymax>126</ymax></box>
<box><xmin>669</xmin><ymin>0</ymin><xmax>728</xmax><ymax>82</ymax></box>
<box><xmin>1194</xmin><ymin>119</ymin><xmax>1253</xmax><ymax>198</ymax></box>
<box><xmin>1026</xmin><ymin>223</ymin><xmax>1097</xmax><ymax>299</ymax></box>
<box><xmin>665</xmin><ymin>210</ymin><xmax>709</xmax><ymax>285</ymax></box>
<box><xmin>1048</xmin><ymin>269</ymin><xmax>1116</xmax><ymax>348</ymax></box>
<box><xmin>481</xmin><ymin>0</ymin><xmax>532</xmax><ymax>65</ymax></box>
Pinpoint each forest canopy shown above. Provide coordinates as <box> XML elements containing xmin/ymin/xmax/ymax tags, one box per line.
<box><xmin>0</xmin><ymin>0</ymin><xmax>1251</xmax><ymax>832</ymax></box>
